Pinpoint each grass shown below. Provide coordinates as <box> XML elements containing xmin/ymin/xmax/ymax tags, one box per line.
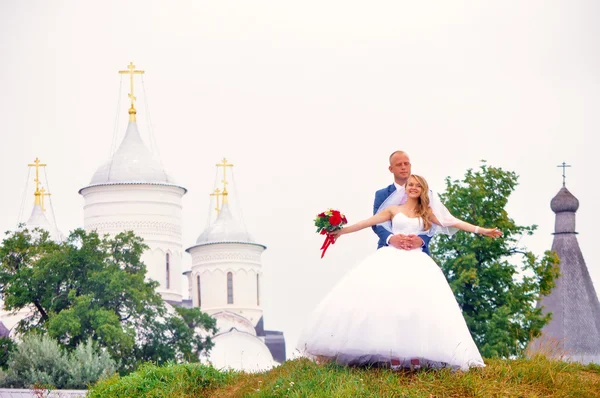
<box><xmin>87</xmin><ymin>361</ymin><xmax>235</xmax><ymax>397</ymax></box>
<box><xmin>88</xmin><ymin>356</ymin><xmax>600</xmax><ymax>397</ymax></box>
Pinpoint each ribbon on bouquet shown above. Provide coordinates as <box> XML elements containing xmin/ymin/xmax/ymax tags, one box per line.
<box><xmin>320</xmin><ymin>231</ymin><xmax>336</xmax><ymax>258</ymax></box>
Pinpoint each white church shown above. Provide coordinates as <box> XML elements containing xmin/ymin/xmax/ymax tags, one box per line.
<box><xmin>0</xmin><ymin>63</ymin><xmax>285</xmax><ymax>372</ymax></box>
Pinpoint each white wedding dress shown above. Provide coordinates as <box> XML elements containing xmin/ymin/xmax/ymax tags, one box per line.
<box><xmin>296</xmin><ymin>213</ymin><xmax>485</xmax><ymax>371</ymax></box>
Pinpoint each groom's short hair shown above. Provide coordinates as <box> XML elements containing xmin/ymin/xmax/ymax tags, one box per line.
<box><xmin>389</xmin><ymin>150</ymin><xmax>409</xmax><ymax>164</ymax></box>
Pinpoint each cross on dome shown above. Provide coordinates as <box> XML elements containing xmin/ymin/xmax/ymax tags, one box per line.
<box><xmin>23</xmin><ymin>159</ymin><xmax>64</xmax><ymax>242</ymax></box>
<box><xmin>192</xmin><ymin>158</ymin><xmax>258</xmax><ymax>246</ymax></box>
<box><xmin>82</xmin><ymin>63</ymin><xmax>185</xmax><ymax>189</ymax></box>
<box><xmin>39</xmin><ymin>187</ymin><xmax>51</xmax><ymax>212</ymax></box>
<box><xmin>557</xmin><ymin>161</ymin><xmax>571</xmax><ymax>188</ymax></box>
<box><xmin>216</xmin><ymin>158</ymin><xmax>233</xmax><ymax>205</ymax></box>
<box><xmin>211</xmin><ymin>188</ymin><xmax>223</xmax><ymax>214</ymax></box>
<box><xmin>27</xmin><ymin>157</ymin><xmax>47</xmax><ymax>208</ymax></box>
<box><xmin>118</xmin><ymin>62</ymin><xmax>145</xmax><ymax>122</ymax></box>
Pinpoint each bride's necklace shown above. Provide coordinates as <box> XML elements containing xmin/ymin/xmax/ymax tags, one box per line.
<box><xmin>407</xmin><ymin>207</ymin><xmax>418</xmax><ymax>215</ymax></box>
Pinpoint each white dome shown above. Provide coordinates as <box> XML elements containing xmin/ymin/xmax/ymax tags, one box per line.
<box><xmin>203</xmin><ymin>328</ymin><xmax>276</xmax><ymax>372</ymax></box>
<box><xmin>195</xmin><ymin>204</ymin><xmax>254</xmax><ymax>244</ymax></box>
<box><xmin>25</xmin><ymin>204</ymin><xmax>65</xmax><ymax>242</ymax></box>
<box><xmin>212</xmin><ymin>311</ymin><xmax>257</xmax><ymax>336</ymax></box>
<box><xmin>85</xmin><ymin>122</ymin><xmax>182</xmax><ymax>189</ymax></box>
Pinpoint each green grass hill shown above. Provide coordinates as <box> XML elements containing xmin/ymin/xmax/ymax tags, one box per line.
<box><xmin>88</xmin><ymin>357</ymin><xmax>600</xmax><ymax>397</ymax></box>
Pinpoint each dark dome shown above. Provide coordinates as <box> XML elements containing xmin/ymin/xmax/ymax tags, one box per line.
<box><xmin>551</xmin><ymin>187</ymin><xmax>579</xmax><ymax>213</ymax></box>
<box><xmin>0</xmin><ymin>320</ymin><xmax>9</xmax><ymax>338</ymax></box>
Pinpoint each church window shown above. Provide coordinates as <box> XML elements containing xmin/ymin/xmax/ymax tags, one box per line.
<box><xmin>166</xmin><ymin>253</ymin><xmax>170</xmax><ymax>289</ymax></box>
<box><xmin>197</xmin><ymin>275</ymin><xmax>201</xmax><ymax>307</ymax></box>
<box><xmin>257</xmin><ymin>274</ymin><xmax>260</xmax><ymax>306</ymax></box>
<box><xmin>227</xmin><ymin>272</ymin><xmax>234</xmax><ymax>304</ymax></box>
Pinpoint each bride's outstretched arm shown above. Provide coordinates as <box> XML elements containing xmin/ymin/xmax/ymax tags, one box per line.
<box><xmin>430</xmin><ymin>214</ymin><xmax>502</xmax><ymax>238</ymax></box>
<box><xmin>331</xmin><ymin>208</ymin><xmax>394</xmax><ymax>238</ymax></box>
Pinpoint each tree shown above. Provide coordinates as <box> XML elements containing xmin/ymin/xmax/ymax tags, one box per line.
<box><xmin>137</xmin><ymin>307</ymin><xmax>218</xmax><ymax>364</ymax></box>
<box><xmin>431</xmin><ymin>162</ymin><xmax>560</xmax><ymax>358</ymax></box>
<box><xmin>0</xmin><ymin>228</ymin><xmax>216</xmax><ymax>372</ymax></box>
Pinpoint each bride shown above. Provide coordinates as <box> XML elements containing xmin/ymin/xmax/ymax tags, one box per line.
<box><xmin>296</xmin><ymin>174</ymin><xmax>502</xmax><ymax>371</ymax></box>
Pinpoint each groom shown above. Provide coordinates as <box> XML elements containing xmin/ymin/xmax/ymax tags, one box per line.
<box><xmin>372</xmin><ymin>150</ymin><xmax>432</xmax><ymax>255</ymax></box>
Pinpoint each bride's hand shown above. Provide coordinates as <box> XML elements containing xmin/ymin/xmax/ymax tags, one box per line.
<box><xmin>330</xmin><ymin>229</ymin><xmax>343</xmax><ymax>240</ymax></box>
<box><xmin>482</xmin><ymin>227</ymin><xmax>502</xmax><ymax>238</ymax></box>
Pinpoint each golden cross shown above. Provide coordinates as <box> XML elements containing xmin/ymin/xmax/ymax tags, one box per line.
<box><xmin>27</xmin><ymin>157</ymin><xmax>47</xmax><ymax>206</ymax></box>
<box><xmin>210</xmin><ymin>188</ymin><xmax>223</xmax><ymax>214</ymax></box>
<box><xmin>39</xmin><ymin>187</ymin><xmax>51</xmax><ymax>212</ymax></box>
<box><xmin>216</xmin><ymin>158</ymin><xmax>234</xmax><ymax>204</ymax></box>
<box><xmin>118</xmin><ymin>62</ymin><xmax>145</xmax><ymax>121</ymax></box>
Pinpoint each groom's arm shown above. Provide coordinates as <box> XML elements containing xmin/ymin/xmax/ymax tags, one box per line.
<box><xmin>373</xmin><ymin>223</ymin><xmax>393</xmax><ymax>245</ymax></box>
<box><xmin>372</xmin><ymin>190</ymin><xmax>392</xmax><ymax>245</ymax></box>
<box><xmin>417</xmin><ymin>234</ymin><xmax>431</xmax><ymax>254</ymax></box>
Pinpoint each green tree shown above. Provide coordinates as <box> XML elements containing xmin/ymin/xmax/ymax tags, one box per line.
<box><xmin>0</xmin><ymin>228</ymin><xmax>216</xmax><ymax>372</ymax></box>
<box><xmin>432</xmin><ymin>162</ymin><xmax>560</xmax><ymax>358</ymax></box>
<box><xmin>137</xmin><ymin>307</ymin><xmax>218</xmax><ymax>365</ymax></box>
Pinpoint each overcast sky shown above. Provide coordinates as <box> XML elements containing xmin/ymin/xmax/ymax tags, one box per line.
<box><xmin>1</xmin><ymin>1</ymin><xmax>598</xmax><ymax>359</ymax></box>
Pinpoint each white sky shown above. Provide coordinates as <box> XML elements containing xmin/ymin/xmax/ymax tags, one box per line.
<box><xmin>1</xmin><ymin>1</ymin><xmax>597</xmax><ymax>359</ymax></box>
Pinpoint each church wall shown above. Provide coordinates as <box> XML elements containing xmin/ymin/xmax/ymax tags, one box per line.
<box><xmin>196</xmin><ymin>268</ymin><xmax>226</xmax><ymax>308</ymax></box>
<box><xmin>189</xmin><ymin>243</ymin><xmax>265</xmax><ymax>325</ymax></box>
<box><xmin>143</xmin><ymin>248</ymin><xmax>183</xmax><ymax>302</ymax></box>
<box><xmin>80</xmin><ymin>184</ymin><xmax>185</xmax><ymax>303</ymax></box>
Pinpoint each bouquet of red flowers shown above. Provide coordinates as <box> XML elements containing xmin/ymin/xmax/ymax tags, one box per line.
<box><xmin>314</xmin><ymin>209</ymin><xmax>348</xmax><ymax>258</ymax></box>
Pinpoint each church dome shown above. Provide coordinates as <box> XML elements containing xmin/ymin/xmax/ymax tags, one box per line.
<box><xmin>205</xmin><ymin>328</ymin><xmax>276</xmax><ymax>372</ymax></box>
<box><xmin>195</xmin><ymin>204</ymin><xmax>254</xmax><ymax>245</ymax></box>
<box><xmin>211</xmin><ymin>311</ymin><xmax>257</xmax><ymax>336</ymax></box>
<box><xmin>551</xmin><ymin>187</ymin><xmax>579</xmax><ymax>213</ymax></box>
<box><xmin>25</xmin><ymin>204</ymin><xmax>65</xmax><ymax>242</ymax></box>
<box><xmin>0</xmin><ymin>320</ymin><xmax>9</xmax><ymax>338</ymax></box>
<box><xmin>83</xmin><ymin>122</ymin><xmax>184</xmax><ymax>190</ymax></box>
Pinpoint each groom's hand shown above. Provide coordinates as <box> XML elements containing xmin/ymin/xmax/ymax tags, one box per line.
<box><xmin>405</xmin><ymin>234</ymin><xmax>425</xmax><ymax>250</ymax></box>
<box><xmin>389</xmin><ymin>234</ymin><xmax>410</xmax><ymax>250</ymax></box>
<box><xmin>389</xmin><ymin>234</ymin><xmax>424</xmax><ymax>250</ymax></box>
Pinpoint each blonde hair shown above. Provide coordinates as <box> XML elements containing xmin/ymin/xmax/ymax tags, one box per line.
<box><xmin>406</xmin><ymin>174</ymin><xmax>433</xmax><ymax>231</ymax></box>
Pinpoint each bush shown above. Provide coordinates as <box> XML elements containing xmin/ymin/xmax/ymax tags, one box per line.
<box><xmin>0</xmin><ymin>337</ymin><xmax>16</xmax><ymax>369</ymax></box>
<box><xmin>0</xmin><ymin>368</ymin><xmax>7</xmax><ymax>386</ymax></box>
<box><xmin>0</xmin><ymin>334</ymin><xmax>70</xmax><ymax>388</ymax></box>
<box><xmin>0</xmin><ymin>334</ymin><xmax>115</xmax><ymax>389</ymax></box>
<box><xmin>67</xmin><ymin>338</ymin><xmax>116</xmax><ymax>388</ymax></box>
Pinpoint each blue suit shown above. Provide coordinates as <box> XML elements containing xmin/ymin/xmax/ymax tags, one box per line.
<box><xmin>372</xmin><ymin>184</ymin><xmax>432</xmax><ymax>255</ymax></box>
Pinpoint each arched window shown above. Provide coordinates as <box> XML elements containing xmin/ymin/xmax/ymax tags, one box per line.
<box><xmin>257</xmin><ymin>274</ymin><xmax>260</xmax><ymax>306</ymax></box>
<box><xmin>165</xmin><ymin>253</ymin><xmax>170</xmax><ymax>289</ymax></box>
<box><xmin>227</xmin><ymin>272</ymin><xmax>234</xmax><ymax>304</ymax></box>
<box><xmin>197</xmin><ymin>275</ymin><xmax>201</xmax><ymax>308</ymax></box>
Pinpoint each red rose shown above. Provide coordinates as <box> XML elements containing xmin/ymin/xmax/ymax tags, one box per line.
<box><xmin>318</xmin><ymin>212</ymin><xmax>326</xmax><ymax>218</ymax></box>
<box><xmin>329</xmin><ymin>213</ymin><xmax>342</xmax><ymax>226</ymax></box>
<box><xmin>331</xmin><ymin>210</ymin><xmax>340</xmax><ymax>216</ymax></box>
<box><xmin>342</xmin><ymin>215</ymin><xmax>347</xmax><ymax>224</ymax></box>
